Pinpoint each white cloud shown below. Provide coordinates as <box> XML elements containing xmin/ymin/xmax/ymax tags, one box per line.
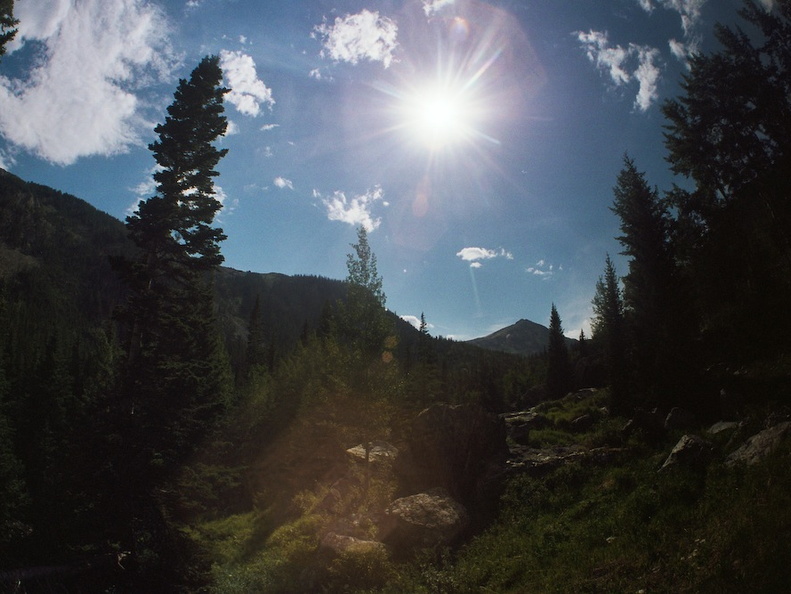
<box><xmin>422</xmin><ymin>0</ymin><xmax>455</xmax><ymax>17</ymax></box>
<box><xmin>457</xmin><ymin>247</ymin><xmax>498</xmax><ymax>262</ymax></box>
<box><xmin>224</xmin><ymin>120</ymin><xmax>240</xmax><ymax>136</ymax></box>
<box><xmin>668</xmin><ymin>38</ymin><xmax>687</xmax><ymax>61</ymax></box>
<box><xmin>0</xmin><ymin>0</ymin><xmax>176</xmax><ymax>166</ymax></box>
<box><xmin>219</xmin><ymin>50</ymin><xmax>274</xmax><ymax>117</ymax></box>
<box><xmin>576</xmin><ymin>30</ymin><xmax>631</xmax><ymax>85</ymax></box>
<box><xmin>657</xmin><ymin>0</ymin><xmax>706</xmax><ymax>36</ymax></box>
<box><xmin>575</xmin><ymin>31</ymin><xmax>664</xmax><ymax>111</ymax></box>
<box><xmin>314</xmin><ymin>9</ymin><xmax>398</xmax><ymax>69</ymax></box>
<box><xmin>633</xmin><ymin>46</ymin><xmax>662</xmax><ymax>112</ymax></box>
<box><xmin>315</xmin><ymin>185</ymin><xmax>384</xmax><ymax>232</ymax></box>
<box><xmin>636</xmin><ymin>0</ymin><xmax>654</xmax><ymax>12</ymax></box>
<box><xmin>526</xmin><ymin>260</ymin><xmax>561</xmax><ymax>279</ymax></box>
<box><xmin>456</xmin><ymin>246</ymin><xmax>513</xmax><ymax>267</ymax></box>
<box><xmin>260</xmin><ymin>123</ymin><xmax>279</xmax><ymax>132</ymax></box>
<box><xmin>273</xmin><ymin>176</ymin><xmax>293</xmax><ymax>190</ymax></box>
<box><xmin>401</xmin><ymin>314</ymin><xmax>434</xmax><ymax>330</ymax></box>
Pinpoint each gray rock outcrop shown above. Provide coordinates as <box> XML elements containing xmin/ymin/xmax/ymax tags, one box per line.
<box><xmin>379</xmin><ymin>488</ymin><xmax>468</xmax><ymax>554</ymax></box>
<box><xmin>725</xmin><ymin>421</ymin><xmax>791</xmax><ymax>467</ymax></box>
<box><xmin>660</xmin><ymin>434</ymin><xmax>713</xmax><ymax>471</ymax></box>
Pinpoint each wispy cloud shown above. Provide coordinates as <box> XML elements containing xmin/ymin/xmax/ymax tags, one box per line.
<box><xmin>456</xmin><ymin>247</ymin><xmax>513</xmax><ymax>268</ymax></box>
<box><xmin>636</xmin><ymin>0</ymin><xmax>705</xmax><ymax>63</ymax></box>
<box><xmin>575</xmin><ymin>30</ymin><xmax>664</xmax><ymax>112</ymax></box>
<box><xmin>634</xmin><ymin>46</ymin><xmax>662</xmax><ymax>111</ymax></box>
<box><xmin>273</xmin><ymin>176</ymin><xmax>294</xmax><ymax>190</ymax></box>
<box><xmin>422</xmin><ymin>0</ymin><xmax>455</xmax><ymax>17</ymax></box>
<box><xmin>576</xmin><ymin>30</ymin><xmax>631</xmax><ymax>85</ymax></box>
<box><xmin>314</xmin><ymin>9</ymin><xmax>398</xmax><ymax>69</ymax></box>
<box><xmin>636</xmin><ymin>0</ymin><xmax>706</xmax><ymax>34</ymax></box>
<box><xmin>314</xmin><ymin>185</ymin><xmax>385</xmax><ymax>232</ymax></box>
<box><xmin>219</xmin><ymin>50</ymin><xmax>275</xmax><ymax>117</ymax></box>
<box><xmin>260</xmin><ymin>123</ymin><xmax>279</xmax><ymax>132</ymax></box>
<box><xmin>0</xmin><ymin>0</ymin><xmax>177</xmax><ymax>166</ymax></box>
<box><xmin>526</xmin><ymin>259</ymin><xmax>562</xmax><ymax>279</ymax></box>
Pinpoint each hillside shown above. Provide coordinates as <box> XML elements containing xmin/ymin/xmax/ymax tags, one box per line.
<box><xmin>467</xmin><ymin>318</ymin><xmax>576</xmax><ymax>356</ymax></box>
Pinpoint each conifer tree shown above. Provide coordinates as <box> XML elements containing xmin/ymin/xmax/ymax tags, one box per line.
<box><xmin>342</xmin><ymin>226</ymin><xmax>391</xmax><ymax>357</ymax></box>
<box><xmin>662</xmin><ymin>0</ymin><xmax>791</xmax><ymax>355</ymax></box>
<box><xmin>611</xmin><ymin>157</ymin><xmax>677</xmax><ymax>393</ymax></box>
<box><xmin>546</xmin><ymin>304</ymin><xmax>572</xmax><ymax>399</ymax></box>
<box><xmin>591</xmin><ymin>254</ymin><xmax>629</xmax><ymax>411</ymax></box>
<box><xmin>0</xmin><ymin>0</ymin><xmax>18</xmax><ymax>59</ymax></box>
<box><xmin>117</xmin><ymin>55</ymin><xmax>231</xmax><ymax>467</ymax></box>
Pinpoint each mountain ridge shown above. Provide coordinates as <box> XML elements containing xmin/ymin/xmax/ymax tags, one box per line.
<box><xmin>466</xmin><ymin>318</ymin><xmax>577</xmax><ymax>356</ymax></box>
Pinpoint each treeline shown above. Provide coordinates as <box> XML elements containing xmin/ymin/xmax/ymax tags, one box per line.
<box><xmin>586</xmin><ymin>0</ymin><xmax>791</xmax><ymax>415</ymax></box>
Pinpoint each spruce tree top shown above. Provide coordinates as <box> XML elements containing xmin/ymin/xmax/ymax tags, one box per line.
<box><xmin>127</xmin><ymin>55</ymin><xmax>229</xmax><ymax>276</ymax></box>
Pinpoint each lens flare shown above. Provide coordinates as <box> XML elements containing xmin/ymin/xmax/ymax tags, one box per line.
<box><xmin>400</xmin><ymin>82</ymin><xmax>472</xmax><ymax>149</ymax></box>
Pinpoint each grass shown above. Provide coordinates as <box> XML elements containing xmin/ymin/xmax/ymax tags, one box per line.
<box><xmin>180</xmin><ymin>383</ymin><xmax>791</xmax><ymax>593</ymax></box>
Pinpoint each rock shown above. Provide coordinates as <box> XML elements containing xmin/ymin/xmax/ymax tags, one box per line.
<box><xmin>401</xmin><ymin>403</ymin><xmax>508</xmax><ymax>504</ymax></box>
<box><xmin>664</xmin><ymin>407</ymin><xmax>696</xmax><ymax>431</ymax></box>
<box><xmin>502</xmin><ymin>410</ymin><xmax>552</xmax><ymax>431</ymax></box>
<box><xmin>346</xmin><ymin>441</ymin><xmax>399</xmax><ymax>465</ymax></box>
<box><xmin>319</xmin><ymin>532</ymin><xmax>387</xmax><ymax>557</ymax></box>
<box><xmin>380</xmin><ymin>488</ymin><xmax>468</xmax><ymax>553</ymax></box>
<box><xmin>725</xmin><ymin>421</ymin><xmax>791</xmax><ymax>467</ymax></box>
<box><xmin>660</xmin><ymin>435</ymin><xmax>713</xmax><ymax>471</ymax></box>
<box><xmin>571</xmin><ymin>414</ymin><xmax>594</xmax><ymax>433</ymax></box>
<box><xmin>707</xmin><ymin>421</ymin><xmax>739</xmax><ymax>435</ymax></box>
<box><xmin>622</xmin><ymin>408</ymin><xmax>665</xmax><ymax>441</ymax></box>
<box><xmin>506</xmin><ymin>445</ymin><xmax>625</xmax><ymax>476</ymax></box>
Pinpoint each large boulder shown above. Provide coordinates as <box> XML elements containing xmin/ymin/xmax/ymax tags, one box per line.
<box><xmin>660</xmin><ymin>434</ymin><xmax>713</xmax><ymax>471</ymax></box>
<box><xmin>346</xmin><ymin>441</ymin><xmax>399</xmax><ymax>466</ymax></box>
<box><xmin>399</xmin><ymin>403</ymin><xmax>508</xmax><ymax>507</ymax></box>
<box><xmin>725</xmin><ymin>421</ymin><xmax>791</xmax><ymax>467</ymax></box>
<box><xmin>379</xmin><ymin>488</ymin><xmax>468</xmax><ymax>554</ymax></box>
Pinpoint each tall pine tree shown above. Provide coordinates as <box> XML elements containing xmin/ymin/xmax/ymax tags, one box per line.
<box><xmin>547</xmin><ymin>304</ymin><xmax>572</xmax><ymax>400</ymax></box>
<box><xmin>117</xmin><ymin>55</ymin><xmax>231</xmax><ymax>467</ymax></box>
<box><xmin>591</xmin><ymin>254</ymin><xmax>629</xmax><ymax>412</ymax></box>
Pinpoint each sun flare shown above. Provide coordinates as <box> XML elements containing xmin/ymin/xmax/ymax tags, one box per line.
<box><xmin>400</xmin><ymin>83</ymin><xmax>474</xmax><ymax>149</ymax></box>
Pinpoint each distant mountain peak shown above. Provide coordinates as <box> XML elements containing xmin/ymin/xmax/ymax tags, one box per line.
<box><xmin>466</xmin><ymin>318</ymin><xmax>575</xmax><ymax>356</ymax></box>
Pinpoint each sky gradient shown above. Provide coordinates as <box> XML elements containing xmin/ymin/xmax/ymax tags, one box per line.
<box><xmin>0</xmin><ymin>0</ymin><xmax>762</xmax><ymax>340</ymax></box>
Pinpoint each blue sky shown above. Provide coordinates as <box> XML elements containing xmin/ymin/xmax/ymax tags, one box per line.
<box><xmin>0</xmin><ymin>0</ymin><xmax>761</xmax><ymax>340</ymax></box>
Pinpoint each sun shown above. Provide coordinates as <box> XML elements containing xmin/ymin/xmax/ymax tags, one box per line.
<box><xmin>400</xmin><ymin>83</ymin><xmax>474</xmax><ymax>150</ymax></box>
